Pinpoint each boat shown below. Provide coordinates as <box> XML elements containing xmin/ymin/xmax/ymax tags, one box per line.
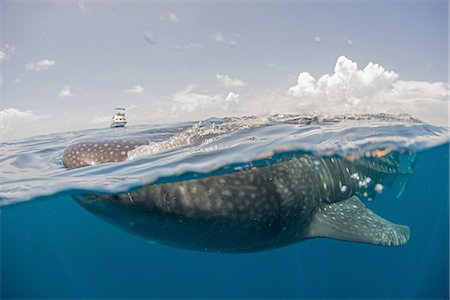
<box><xmin>110</xmin><ymin>108</ymin><xmax>127</xmax><ymax>128</ymax></box>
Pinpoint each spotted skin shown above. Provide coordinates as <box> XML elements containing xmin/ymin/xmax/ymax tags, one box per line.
<box><xmin>306</xmin><ymin>196</ymin><xmax>410</xmax><ymax>247</ymax></box>
<box><xmin>63</xmin><ymin>138</ymin><xmax>149</xmax><ymax>169</ymax></box>
<box><xmin>67</xmin><ymin>141</ymin><xmax>411</xmax><ymax>252</ymax></box>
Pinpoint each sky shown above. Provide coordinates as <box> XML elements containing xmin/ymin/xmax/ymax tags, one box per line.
<box><xmin>0</xmin><ymin>0</ymin><xmax>448</xmax><ymax>141</ymax></box>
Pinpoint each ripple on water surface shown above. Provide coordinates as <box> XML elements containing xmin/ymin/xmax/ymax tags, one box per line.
<box><xmin>0</xmin><ymin>113</ymin><xmax>447</xmax><ymax>206</ymax></box>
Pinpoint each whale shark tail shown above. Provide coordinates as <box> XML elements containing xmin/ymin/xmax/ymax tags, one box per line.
<box><xmin>305</xmin><ymin>196</ymin><xmax>410</xmax><ymax>246</ymax></box>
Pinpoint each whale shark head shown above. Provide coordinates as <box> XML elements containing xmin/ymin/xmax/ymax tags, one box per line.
<box><xmin>63</xmin><ymin>138</ymin><xmax>149</xmax><ymax>169</ymax></box>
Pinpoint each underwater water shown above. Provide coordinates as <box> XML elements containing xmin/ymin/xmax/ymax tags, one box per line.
<box><xmin>1</xmin><ymin>114</ymin><xmax>449</xmax><ymax>299</ymax></box>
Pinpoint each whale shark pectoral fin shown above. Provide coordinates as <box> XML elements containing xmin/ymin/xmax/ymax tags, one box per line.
<box><xmin>306</xmin><ymin>196</ymin><xmax>410</xmax><ymax>246</ymax></box>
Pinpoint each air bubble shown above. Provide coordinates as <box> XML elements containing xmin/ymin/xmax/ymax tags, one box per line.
<box><xmin>375</xmin><ymin>183</ymin><xmax>384</xmax><ymax>193</ymax></box>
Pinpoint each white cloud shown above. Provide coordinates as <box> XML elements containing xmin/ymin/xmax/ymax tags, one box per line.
<box><xmin>0</xmin><ymin>50</ymin><xmax>6</xmax><ymax>61</ymax></box>
<box><xmin>59</xmin><ymin>86</ymin><xmax>74</xmax><ymax>97</ymax></box>
<box><xmin>211</xmin><ymin>32</ymin><xmax>226</xmax><ymax>42</ymax></box>
<box><xmin>314</xmin><ymin>36</ymin><xmax>322</xmax><ymax>43</ymax></box>
<box><xmin>174</xmin><ymin>43</ymin><xmax>202</xmax><ymax>51</ymax></box>
<box><xmin>343</xmin><ymin>37</ymin><xmax>353</xmax><ymax>45</ymax></box>
<box><xmin>286</xmin><ymin>56</ymin><xmax>448</xmax><ymax>125</ymax></box>
<box><xmin>25</xmin><ymin>59</ymin><xmax>56</xmax><ymax>71</ymax></box>
<box><xmin>160</xmin><ymin>11</ymin><xmax>179</xmax><ymax>23</ymax></box>
<box><xmin>1</xmin><ymin>108</ymin><xmax>47</xmax><ymax>139</ymax></box>
<box><xmin>225</xmin><ymin>92</ymin><xmax>240</xmax><ymax>103</ymax></box>
<box><xmin>14</xmin><ymin>78</ymin><xmax>21</xmax><ymax>84</ymax></box>
<box><xmin>0</xmin><ymin>43</ymin><xmax>15</xmax><ymax>61</ymax></box>
<box><xmin>172</xmin><ymin>84</ymin><xmax>240</xmax><ymax>113</ymax></box>
<box><xmin>144</xmin><ymin>32</ymin><xmax>156</xmax><ymax>45</ymax></box>
<box><xmin>288</xmin><ymin>56</ymin><xmax>399</xmax><ymax>102</ymax></box>
<box><xmin>229</xmin><ymin>40</ymin><xmax>238</xmax><ymax>48</ymax></box>
<box><xmin>125</xmin><ymin>85</ymin><xmax>145</xmax><ymax>93</ymax></box>
<box><xmin>216</xmin><ymin>74</ymin><xmax>248</xmax><ymax>87</ymax></box>
<box><xmin>0</xmin><ymin>108</ymin><xmax>42</xmax><ymax>124</ymax></box>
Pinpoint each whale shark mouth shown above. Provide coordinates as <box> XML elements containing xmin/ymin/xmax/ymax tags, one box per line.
<box><xmin>305</xmin><ymin>196</ymin><xmax>410</xmax><ymax>246</ymax></box>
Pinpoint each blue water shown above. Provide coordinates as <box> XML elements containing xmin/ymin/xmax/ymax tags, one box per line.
<box><xmin>1</xmin><ymin>114</ymin><xmax>449</xmax><ymax>299</ymax></box>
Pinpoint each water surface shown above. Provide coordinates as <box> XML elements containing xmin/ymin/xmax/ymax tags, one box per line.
<box><xmin>1</xmin><ymin>114</ymin><xmax>448</xmax><ymax>299</ymax></box>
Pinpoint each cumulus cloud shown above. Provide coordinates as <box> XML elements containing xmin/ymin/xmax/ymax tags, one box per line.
<box><xmin>216</xmin><ymin>74</ymin><xmax>248</xmax><ymax>87</ymax></box>
<box><xmin>14</xmin><ymin>78</ymin><xmax>21</xmax><ymax>84</ymax></box>
<box><xmin>25</xmin><ymin>59</ymin><xmax>56</xmax><ymax>71</ymax></box>
<box><xmin>211</xmin><ymin>32</ymin><xmax>226</xmax><ymax>42</ymax></box>
<box><xmin>172</xmin><ymin>84</ymin><xmax>240</xmax><ymax>113</ymax></box>
<box><xmin>174</xmin><ymin>43</ymin><xmax>202</xmax><ymax>51</ymax></box>
<box><xmin>144</xmin><ymin>32</ymin><xmax>156</xmax><ymax>45</ymax></box>
<box><xmin>314</xmin><ymin>36</ymin><xmax>322</xmax><ymax>43</ymax></box>
<box><xmin>288</xmin><ymin>56</ymin><xmax>399</xmax><ymax>103</ymax></box>
<box><xmin>286</xmin><ymin>56</ymin><xmax>448</xmax><ymax>125</ymax></box>
<box><xmin>59</xmin><ymin>86</ymin><xmax>74</xmax><ymax>97</ymax></box>
<box><xmin>0</xmin><ymin>50</ymin><xmax>6</xmax><ymax>61</ymax></box>
<box><xmin>125</xmin><ymin>85</ymin><xmax>145</xmax><ymax>93</ymax></box>
<box><xmin>160</xmin><ymin>11</ymin><xmax>179</xmax><ymax>23</ymax></box>
<box><xmin>229</xmin><ymin>40</ymin><xmax>238</xmax><ymax>48</ymax></box>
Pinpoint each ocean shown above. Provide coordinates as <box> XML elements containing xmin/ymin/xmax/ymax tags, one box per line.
<box><xmin>1</xmin><ymin>114</ymin><xmax>448</xmax><ymax>299</ymax></box>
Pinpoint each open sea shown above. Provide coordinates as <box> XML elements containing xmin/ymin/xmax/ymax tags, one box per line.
<box><xmin>1</xmin><ymin>114</ymin><xmax>449</xmax><ymax>299</ymax></box>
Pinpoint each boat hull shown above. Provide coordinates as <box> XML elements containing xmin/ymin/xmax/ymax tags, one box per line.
<box><xmin>110</xmin><ymin>121</ymin><xmax>127</xmax><ymax>128</ymax></box>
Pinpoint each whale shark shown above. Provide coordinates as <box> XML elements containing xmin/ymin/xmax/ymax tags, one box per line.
<box><xmin>63</xmin><ymin>138</ymin><xmax>411</xmax><ymax>252</ymax></box>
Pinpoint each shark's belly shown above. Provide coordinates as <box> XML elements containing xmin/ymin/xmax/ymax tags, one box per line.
<box><xmin>74</xmin><ymin>164</ymin><xmax>316</xmax><ymax>252</ymax></box>
<box><xmin>71</xmin><ymin>154</ymin><xmax>411</xmax><ymax>252</ymax></box>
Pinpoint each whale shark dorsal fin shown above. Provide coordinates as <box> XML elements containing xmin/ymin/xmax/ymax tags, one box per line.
<box><xmin>306</xmin><ymin>196</ymin><xmax>410</xmax><ymax>246</ymax></box>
